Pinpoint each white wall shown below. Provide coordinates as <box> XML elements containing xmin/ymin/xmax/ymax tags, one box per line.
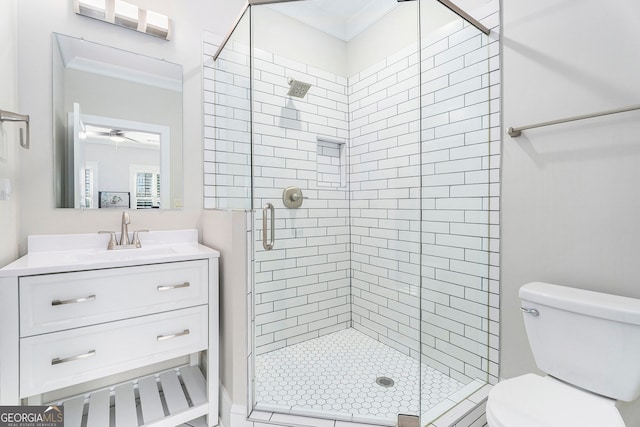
<box><xmin>251</xmin><ymin>2</ymin><xmax>460</xmax><ymax>80</ymax></box>
<box><xmin>252</xmin><ymin>6</ymin><xmax>348</xmax><ymax>77</ymax></box>
<box><xmin>0</xmin><ymin>0</ymin><xmax>19</xmax><ymax>267</ymax></box>
<box><xmin>501</xmin><ymin>0</ymin><xmax>640</xmax><ymax>378</ymax></box>
<box><xmin>347</xmin><ymin>2</ymin><xmax>417</xmax><ymax>76</ymax></box>
<box><xmin>202</xmin><ymin>210</ymin><xmax>249</xmax><ymax>406</ymax></box>
<box><xmin>15</xmin><ymin>0</ymin><xmax>222</xmax><ymax>254</ymax></box>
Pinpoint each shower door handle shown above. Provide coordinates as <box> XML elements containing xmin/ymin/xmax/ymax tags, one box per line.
<box><xmin>262</xmin><ymin>203</ymin><xmax>275</xmax><ymax>250</ymax></box>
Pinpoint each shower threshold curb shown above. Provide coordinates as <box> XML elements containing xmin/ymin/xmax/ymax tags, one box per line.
<box><xmin>247</xmin><ymin>383</ymin><xmax>492</xmax><ymax>427</ymax></box>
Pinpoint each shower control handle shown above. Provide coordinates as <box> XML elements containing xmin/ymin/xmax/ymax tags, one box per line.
<box><xmin>283</xmin><ymin>186</ymin><xmax>307</xmax><ymax>208</ymax></box>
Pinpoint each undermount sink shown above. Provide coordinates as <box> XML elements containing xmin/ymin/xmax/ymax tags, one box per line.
<box><xmin>24</xmin><ymin>245</ymin><xmax>180</xmax><ymax>268</ymax></box>
<box><xmin>74</xmin><ymin>246</ymin><xmax>177</xmax><ymax>263</ymax></box>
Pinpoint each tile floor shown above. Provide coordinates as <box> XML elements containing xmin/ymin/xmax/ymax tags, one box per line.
<box><xmin>255</xmin><ymin>329</ymin><xmax>468</xmax><ymax>425</ymax></box>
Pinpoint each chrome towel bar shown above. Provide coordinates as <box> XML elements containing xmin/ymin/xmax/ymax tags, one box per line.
<box><xmin>507</xmin><ymin>103</ymin><xmax>640</xmax><ymax>138</ymax></box>
<box><xmin>0</xmin><ymin>109</ymin><xmax>30</xmax><ymax>149</ymax></box>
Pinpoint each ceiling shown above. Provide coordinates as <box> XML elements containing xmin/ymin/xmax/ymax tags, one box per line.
<box><xmin>267</xmin><ymin>0</ymin><xmax>399</xmax><ymax>42</ymax></box>
<box><xmin>265</xmin><ymin>0</ymin><xmax>493</xmax><ymax>42</ymax></box>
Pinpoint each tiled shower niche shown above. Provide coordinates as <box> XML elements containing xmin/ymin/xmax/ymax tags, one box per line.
<box><xmin>316</xmin><ymin>137</ymin><xmax>346</xmax><ymax>189</ymax></box>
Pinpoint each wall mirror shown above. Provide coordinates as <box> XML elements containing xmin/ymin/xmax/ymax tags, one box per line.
<box><xmin>53</xmin><ymin>33</ymin><xmax>184</xmax><ymax>209</ymax></box>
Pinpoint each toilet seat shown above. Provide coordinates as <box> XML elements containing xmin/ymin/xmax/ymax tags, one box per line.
<box><xmin>486</xmin><ymin>374</ymin><xmax>625</xmax><ymax>427</ymax></box>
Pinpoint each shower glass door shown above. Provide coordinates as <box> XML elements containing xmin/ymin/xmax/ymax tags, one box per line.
<box><xmin>205</xmin><ymin>0</ymin><xmax>498</xmax><ymax>425</ymax></box>
<box><xmin>249</xmin><ymin>1</ymin><xmax>422</xmax><ymax>424</ymax></box>
<box><xmin>419</xmin><ymin>0</ymin><xmax>494</xmax><ymax>420</ymax></box>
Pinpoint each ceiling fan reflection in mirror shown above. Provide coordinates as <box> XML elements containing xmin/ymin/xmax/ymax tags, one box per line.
<box><xmin>84</xmin><ymin>124</ymin><xmax>160</xmax><ymax>147</ymax></box>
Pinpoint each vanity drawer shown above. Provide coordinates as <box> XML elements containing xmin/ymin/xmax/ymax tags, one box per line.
<box><xmin>20</xmin><ymin>305</ymin><xmax>208</xmax><ymax>398</ymax></box>
<box><xmin>19</xmin><ymin>259</ymin><xmax>208</xmax><ymax>337</ymax></box>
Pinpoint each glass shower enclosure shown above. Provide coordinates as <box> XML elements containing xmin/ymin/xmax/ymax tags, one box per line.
<box><xmin>210</xmin><ymin>0</ymin><xmax>498</xmax><ymax>425</ymax></box>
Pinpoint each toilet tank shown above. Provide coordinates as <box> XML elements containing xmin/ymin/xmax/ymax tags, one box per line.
<box><xmin>520</xmin><ymin>282</ymin><xmax>640</xmax><ymax>402</ymax></box>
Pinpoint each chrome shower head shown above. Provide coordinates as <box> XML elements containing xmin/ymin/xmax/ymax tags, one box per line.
<box><xmin>287</xmin><ymin>77</ymin><xmax>312</xmax><ymax>98</ymax></box>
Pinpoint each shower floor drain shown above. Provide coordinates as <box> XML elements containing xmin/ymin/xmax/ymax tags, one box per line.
<box><xmin>375</xmin><ymin>376</ymin><xmax>395</xmax><ymax>388</ymax></box>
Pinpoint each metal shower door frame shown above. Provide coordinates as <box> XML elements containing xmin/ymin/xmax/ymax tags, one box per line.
<box><xmin>212</xmin><ymin>0</ymin><xmax>489</xmax><ymax>61</ymax></box>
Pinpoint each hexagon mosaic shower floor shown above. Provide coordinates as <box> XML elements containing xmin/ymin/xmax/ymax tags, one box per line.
<box><xmin>255</xmin><ymin>328</ymin><xmax>466</xmax><ymax>423</ymax></box>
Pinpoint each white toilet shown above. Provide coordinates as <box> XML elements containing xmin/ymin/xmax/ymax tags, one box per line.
<box><xmin>486</xmin><ymin>282</ymin><xmax>640</xmax><ymax>427</ymax></box>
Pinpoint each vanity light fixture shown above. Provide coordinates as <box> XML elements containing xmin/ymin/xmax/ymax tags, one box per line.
<box><xmin>145</xmin><ymin>10</ymin><xmax>170</xmax><ymax>39</ymax></box>
<box><xmin>114</xmin><ymin>0</ymin><xmax>139</xmax><ymax>30</ymax></box>
<box><xmin>73</xmin><ymin>0</ymin><xmax>172</xmax><ymax>40</ymax></box>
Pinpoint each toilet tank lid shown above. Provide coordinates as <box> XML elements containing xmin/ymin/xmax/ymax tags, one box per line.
<box><xmin>520</xmin><ymin>282</ymin><xmax>640</xmax><ymax>325</ymax></box>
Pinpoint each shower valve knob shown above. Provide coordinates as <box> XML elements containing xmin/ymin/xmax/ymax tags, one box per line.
<box><xmin>283</xmin><ymin>186</ymin><xmax>307</xmax><ymax>208</ymax></box>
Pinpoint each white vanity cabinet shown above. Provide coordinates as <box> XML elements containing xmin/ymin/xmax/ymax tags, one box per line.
<box><xmin>0</xmin><ymin>230</ymin><xmax>220</xmax><ymax>427</ymax></box>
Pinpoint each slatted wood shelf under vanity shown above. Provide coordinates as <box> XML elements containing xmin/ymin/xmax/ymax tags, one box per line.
<box><xmin>57</xmin><ymin>366</ymin><xmax>208</xmax><ymax>427</ymax></box>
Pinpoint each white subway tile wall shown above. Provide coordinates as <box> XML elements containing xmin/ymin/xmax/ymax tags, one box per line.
<box><xmin>422</xmin><ymin>0</ymin><xmax>501</xmax><ymax>388</ymax></box>
<box><xmin>204</xmin><ymin>0</ymin><xmax>501</xmax><ymax>418</ymax></box>
<box><xmin>204</xmin><ymin>31</ymin><xmax>252</xmax><ymax>210</ymax></box>
<box><xmin>348</xmin><ymin>41</ymin><xmax>423</xmax><ymax>361</ymax></box>
<box><xmin>250</xmin><ymin>51</ymin><xmax>352</xmax><ymax>355</ymax></box>
<box><xmin>420</xmin><ymin>5</ymin><xmax>500</xmax><ymax>387</ymax></box>
<box><xmin>348</xmin><ymin>2</ymin><xmax>500</xmax><ymax>387</ymax></box>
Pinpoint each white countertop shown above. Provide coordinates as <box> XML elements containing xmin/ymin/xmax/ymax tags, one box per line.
<box><xmin>0</xmin><ymin>230</ymin><xmax>220</xmax><ymax>277</ymax></box>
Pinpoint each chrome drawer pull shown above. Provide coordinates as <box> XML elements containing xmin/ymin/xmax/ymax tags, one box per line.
<box><xmin>51</xmin><ymin>349</ymin><xmax>96</xmax><ymax>365</ymax></box>
<box><xmin>51</xmin><ymin>295</ymin><xmax>96</xmax><ymax>306</ymax></box>
<box><xmin>157</xmin><ymin>282</ymin><xmax>190</xmax><ymax>292</ymax></box>
<box><xmin>157</xmin><ymin>329</ymin><xmax>190</xmax><ymax>341</ymax></box>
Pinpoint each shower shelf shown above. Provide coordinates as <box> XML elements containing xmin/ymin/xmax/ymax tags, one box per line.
<box><xmin>55</xmin><ymin>365</ymin><xmax>208</xmax><ymax>427</ymax></box>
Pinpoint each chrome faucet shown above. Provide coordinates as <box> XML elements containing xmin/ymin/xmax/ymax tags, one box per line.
<box><xmin>100</xmin><ymin>212</ymin><xmax>147</xmax><ymax>249</ymax></box>
<box><xmin>120</xmin><ymin>211</ymin><xmax>131</xmax><ymax>245</ymax></box>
